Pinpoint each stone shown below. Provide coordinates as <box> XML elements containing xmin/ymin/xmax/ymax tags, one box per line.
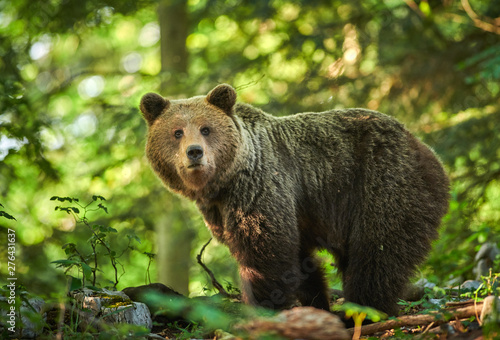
<box><xmin>452</xmin><ymin>280</ymin><xmax>482</xmax><ymax>292</ymax></box>
<box><xmin>474</xmin><ymin>242</ymin><xmax>500</xmax><ymax>280</ymax></box>
<box><xmin>0</xmin><ymin>295</ymin><xmax>46</xmax><ymax>339</ymax></box>
<box><xmin>70</xmin><ymin>288</ymin><xmax>152</xmax><ymax>331</ymax></box>
<box><xmin>480</xmin><ymin>295</ymin><xmax>500</xmax><ymax>324</ymax></box>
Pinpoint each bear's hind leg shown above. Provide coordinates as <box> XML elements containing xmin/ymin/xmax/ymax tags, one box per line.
<box><xmin>296</xmin><ymin>252</ymin><xmax>330</xmax><ymax>311</ymax></box>
<box><xmin>342</xmin><ymin>246</ymin><xmax>412</xmax><ymax>316</ymax></box>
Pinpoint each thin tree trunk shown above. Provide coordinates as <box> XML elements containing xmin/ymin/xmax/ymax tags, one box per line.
<box><xmin>158</xmin><ymin>0</ymin><xmax>188</xmax><ymax>93</ymax></box>
<box><xmin>156</xmin><ymin>0</ymin><xmax>192</xmax><ymax>295</ymax></box>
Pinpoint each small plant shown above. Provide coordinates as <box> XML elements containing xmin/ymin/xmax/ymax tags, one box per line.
<box><xmin>398</xmin><ymin>287</ymin><xmax>447</xmax><ymax>314</ymax></box>
<box><xmin>333</xmin><ymin>302</ymin><xmax>386</xmax><ymax>340</ymax></box>
<box><xmin>50</xmin><ymin>195</ymin><xmax>141</xmax><ymax>290</ymax></box>
<box><xmin>168</xmin><ymin>321</ymin><xmax>206</xmax><ymax>340</ymax></box>
<box><xmin>478</xmin><ymin>269</ymin><xmax>500</xmax><ymax>297</ymax></box>
<box><xmin>143</xmin><ymin>251</ymin><xmax>155</xmax><ymax>285</ymax></box>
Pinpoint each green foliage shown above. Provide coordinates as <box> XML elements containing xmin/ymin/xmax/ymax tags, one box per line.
<box><xmin>398</xmin><ymin>287</ymin><xmax>447</xmax><ymax>315</ymax></box>
<box><xmin>167</xmin><ymin>321</ymin><xmax>206</xmax><ymax>340</ymax></box>
<box><xmin>333</xmin><ymin>301</ymin><xmax>387</xmax><ymax>323</ymax></box>
<box><xmin>50</xmin><ymin>195</ymin><xmax>147</xmax><ymax>290</ymax></box>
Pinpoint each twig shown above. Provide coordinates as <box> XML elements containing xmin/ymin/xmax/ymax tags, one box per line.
<box><xmin>348</xmin><ymin>301</ymin><xmax>484</xmax><ymax>336</ymax></box>
<box><xmin>404</xmin><ymin>0</ymin><xmax>425</xmax><ymax>18</ymax></box>
<box><xmin>56</xmin><ymin>301</ymin><xmax>66</xmax><ymax>340</ymax></box>
<box><xmin>196</xmin><ymin>238</ymin><xmax>239</xmax><ymax>299</ymax></box>
<box><xmin>461</xmin><ymin>0</ymin><xmax>500</xmax><ymax>34</ymax></box>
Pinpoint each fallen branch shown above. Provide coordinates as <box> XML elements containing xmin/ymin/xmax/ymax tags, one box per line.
<box><xmin>196</xmin><ymin>238</ymin><xmax>240</xmax><ymax>300</ymax></box>
<box><xmin>348</xmin><ymin>301</ymin><xmax>484</xmax><ymax>336</ymax></box>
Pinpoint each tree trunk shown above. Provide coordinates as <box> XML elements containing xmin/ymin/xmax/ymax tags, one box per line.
<box><xmin>158</xmin><ymin>0</ymin><xmax>189</xmax><ymax>93</ymax></box>
<box><xmin>156</xmin><ymin>0</ymin><xmax>192</xmax><ymax>295</ymax></box>
<box><xmin>156</xmin><ymin>203</ymin><xmax>194</xmax><ymax>296</ymax></box>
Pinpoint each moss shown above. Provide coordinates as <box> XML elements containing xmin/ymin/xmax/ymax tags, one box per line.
<box><xmin>97</xmin><ymin>293</ymin><xmax>133</xmax><ymax>309</ymax></box>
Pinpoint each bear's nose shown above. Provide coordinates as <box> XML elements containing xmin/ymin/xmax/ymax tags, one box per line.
<box><xmin>186</xmin><ymin>145</ymin><xmax>204</xmax><ymax>161</ymax></box>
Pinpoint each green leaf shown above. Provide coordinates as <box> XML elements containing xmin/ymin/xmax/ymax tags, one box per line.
<box><xmin>128</xmin><ymin>234</ymin><xmax>142</xmax><ymax>243</ymax></box>
<box><xmin>0</xmin><ymin>211</ymin><xmax>16</xmax><ymax>221</ymax></box>
<box><xmin>68</xmin><ymin>276</ymin><xmax>83</xmax><ymax>291</ymax></box>
<box><xmin>419</xmin><ymin>1</ymin><xmax>431</xmax><ymax>16</ymax></box>
<box><xmin>81</xmin><ymin>263</ymin><xmax>93</xmax><ymax>280</ymax></box>
<box><xmin>62</xmin><ymin>243</ymin><xmax>77</xmax><ymax>255</ymax></box>
<box><xmin>51</xmin><ymin>259</ymin><xmax>80</xmax><ymax>268</ymax></box>
<box><xmin>98</xmin><ymin>203</ymin><xmax>108</xmax><ymax>214</ymax></box>
<box><xmin>332</xmin><ymin>302</ymin><xmax>387</xmax><ymax>322</ymax></box>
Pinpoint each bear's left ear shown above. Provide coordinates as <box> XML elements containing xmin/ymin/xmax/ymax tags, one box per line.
<box><xmin>140</xmin><ymin>93</ymin><xmax>170</xmax><ymax>124</ymax></box>
<box><xmin>206</xmin><ymin>84</ymin><xmax>236</xmax><ymax>115</ymax></box>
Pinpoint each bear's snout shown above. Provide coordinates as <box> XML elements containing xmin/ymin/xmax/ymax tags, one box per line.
<box><xmin>186</xmin><ymin>145</ymin><xmax>204</xmax><ymax>162</ymax></box>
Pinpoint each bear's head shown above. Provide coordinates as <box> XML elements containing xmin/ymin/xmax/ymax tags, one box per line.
<box><xmin>140</xmin><ymin>84</ymin><xmax>240</xmax><ymax>195</ymax></box>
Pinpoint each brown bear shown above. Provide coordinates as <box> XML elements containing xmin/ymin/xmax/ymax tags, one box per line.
<box><xmin>139</xmin><ymin>84</ymin><xmax>449</xmax><ymax>315</ymax></box>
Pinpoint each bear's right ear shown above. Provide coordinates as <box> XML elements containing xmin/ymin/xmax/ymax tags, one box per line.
<box><xmin>140</xmin><ymin>93</ymin><xmax>170</xmax><ymax>124</ymax></box>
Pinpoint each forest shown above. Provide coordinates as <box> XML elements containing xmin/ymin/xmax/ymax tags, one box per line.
<box><xmin>1</xmin><ymin>0</ymin><xmax>499</xmax><ymax>339</ymax></box>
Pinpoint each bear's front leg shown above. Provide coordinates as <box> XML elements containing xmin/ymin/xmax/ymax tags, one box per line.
<box><xmin>239</xmin><ymin>260</ymin><xmax>303</xmax><ymax>309</ymax></box>
<box><xmin>225</xmin><ymin>210</ymin><xmax>303</xmax><ymax>309</ymax></box>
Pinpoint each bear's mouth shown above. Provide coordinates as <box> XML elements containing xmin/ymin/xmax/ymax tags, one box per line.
<box><xmin>187</xmin><ymin>163</ymin><xmax>203</xmax><ymax>169</ymax></box>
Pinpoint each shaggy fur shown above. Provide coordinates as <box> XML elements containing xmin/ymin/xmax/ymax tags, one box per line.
<box><xmin>140</xmin><ymin>84</ymin><xmax>450</xmax><ymax>315</ymax></box>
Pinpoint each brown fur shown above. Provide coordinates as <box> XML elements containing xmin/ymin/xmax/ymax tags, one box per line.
<box><xmin>140</xmin><ymin>84</ymin><xmax>450</xmax><ymax>315</ymax></box>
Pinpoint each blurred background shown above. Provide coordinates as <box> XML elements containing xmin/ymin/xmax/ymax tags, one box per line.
<box><xmin>1</xmin><ymin>0</ymin><xmax>499</xmax><ymax>300</ymax></box>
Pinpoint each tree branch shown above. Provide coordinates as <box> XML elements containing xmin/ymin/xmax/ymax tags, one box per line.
<box><xmin>348</xmin><ymin>300</ymin><xmax>484</xmax><ymax>336</ymax></box>
<box><xmin>196</xmin><ymin>238</ymin><xmax>240</xmax><ymax>300</ymax></box>
<box><xmin>461</xmin><ymin>0</ymin><xmax>500</xmax><ymax>34</ymax></box>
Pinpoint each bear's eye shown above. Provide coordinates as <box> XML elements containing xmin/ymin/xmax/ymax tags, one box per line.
<box><xmin>174</xmin><ymin>130</ymin><xmax>184</xmax><ymax>139</ymax></box>
<box><xmin>200</xmin><ymin>127</ymin><xmax>210</xmax><ymax>136</ymax></box>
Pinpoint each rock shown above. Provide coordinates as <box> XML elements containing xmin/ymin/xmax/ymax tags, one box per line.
<box><xmin>102</xmin><ymin>302</ymin><xmax>152</xmax><ymax>330</ymax></box>
<box><xmin>236</xmin><ymin>306</ymin><xmax>350</xmax><ymax>340</ymax></box>
<box><xmin>72</xmin><ymin>288</ymin><xmax>132</xmax><ymax>314</ymax></box>
<box><xmin>122</xmin><ymin>283</ymin><xmax>184</xmax><ymax>314</ymax></box>
<box><xmin>0</xmin><ymin>295</ymin><xmax>46</xmax><ymax>339</ymax></box>
<box><xmin>452</xmin><ymin>280</ymin><xmax>482</xmax><ymax>292</ymax></box>
<box><xmin>70</xmin><ymin>288</ymin><xmax>152</xmax><ymax>331</ymax></box>
<box><xmin>480</xmin><ymin>295</ymin><xmax>500</xmax><ymax>324</ymax></box>
<box><xmin>474</xmin><ymin>242</ymin><xmax>500</xmax><ymax>280</ymax></box>
<box><xmin>403</xmin><ymin>278</ymin><xmax>436</xmax><ymax>301</ymax></box>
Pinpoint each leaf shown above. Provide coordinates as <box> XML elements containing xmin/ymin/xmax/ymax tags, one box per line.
<box><xmin>332</xmin><ymin>302</ymin><xmax>387</xmax><ymax>322</ymax></box>
<box><xmin>51</xmin><ymin>259</ymin><xmax>80</xmax><ymax>268</ymax></box>
<box><xmin>95</xmin><ymin>225</ymin><xmax>117</xmax><ymax>233</ymax></box>
<box><xmin>128</xmin><ymin>234</ymin><xmax>142</xmax><ymax>244</ymax></box>
<box><xmin>81</xmin><ymin>262</ymin><xmax>93</xmax><ymax>280</ymax></box>
<box><xmin>98</xmin><ymin>203</ymin><xmax>108</xmax><ymax>214</ymax></box>
<box><xmin>68</xmin><ymin>276</ymin><xmax>83</xmax><ymax>291</ymax></box>
<box><xmin>62</xmin><ymin>243</ymin><xmax>77</xmax><ymax>254</ymax></box>
<box><xmin>0</xmin><ymin>211</ymin><xmax>17</xmax><ymax>221</ymax></box>
<box><xmin>55</xmin><ymin>206</ymin><xmax>72</xmax><ymax>214</ymax></box>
